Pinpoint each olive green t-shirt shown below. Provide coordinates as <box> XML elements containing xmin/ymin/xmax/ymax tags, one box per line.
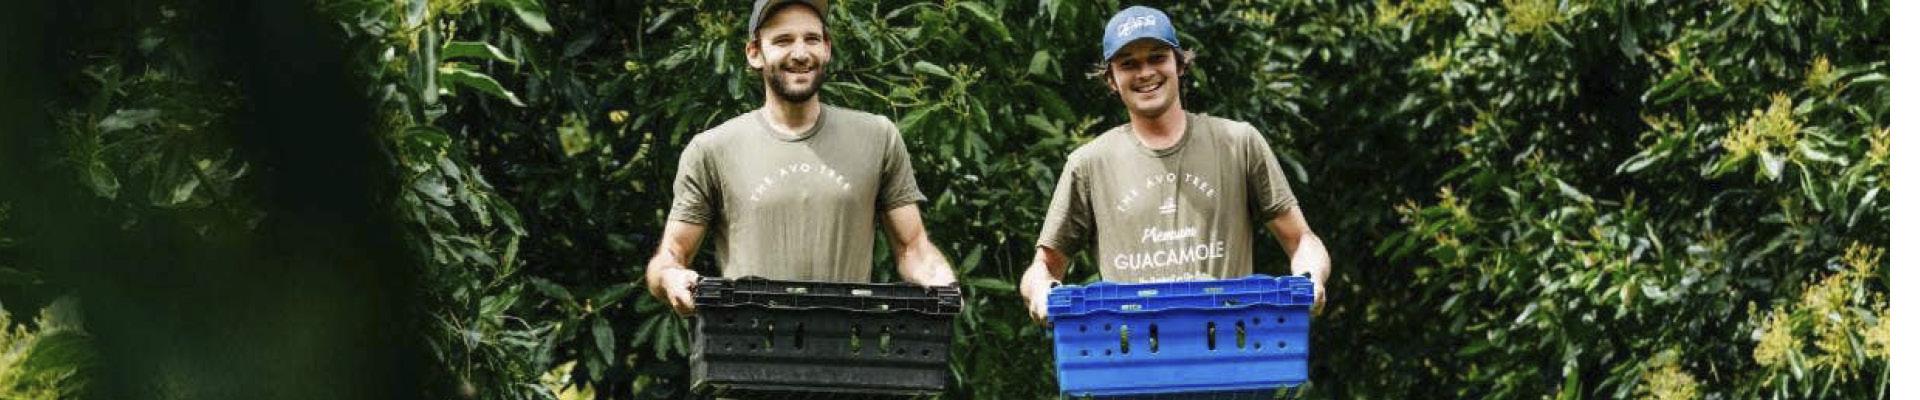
<box><xmin>667</xmin><ymin>105</ymin><xmax>926</xmax><ymax>282</ymax></box>
<box><xmin>1037</xmin><ymin>112</ymin><xmax>1297</xmax><ymax>283</ymax></box>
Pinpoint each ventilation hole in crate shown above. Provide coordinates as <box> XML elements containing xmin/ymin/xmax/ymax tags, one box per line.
<box><xmin>1118</xmin><ymin>324</ymin><xmax>1131</xmax><ymax>354</ymax></box>
<box><xmin>1277</xmin><ymin>317</ymin><xmax>1286</xmax><ymax>325</ymax></box>
<box><xmin>1149</xmin><ymin>324</ymin><xmax>1160</xmax><ymax>353</ymax></box>
<box><xmin>793</xmin><ymin>323</ymin><xmax>806</xmax><ymax>349</ymax></box>
<box><xmin>763</xmin><ymin>320</ymin><xmax>776</xmax><ymax>351</ymax></box>
<box><xmin>1080</xmin><ymin>349</ymin><xmax>1089</xmax><ymax>357</ymax></box>
<box><xmin>1253</xmin><ymin>342</ymin><xmax>1262</xmax><ymax>350</ymax></box>
<box><xmin>724</xmin><ymin>316</ymin><xmax>736</xmax><ymax>326</ymax></box>
<box><xmin>1235</xmin><ymin>321</ymin><xmax>1247</xmax><ymax>349</ymax></box>
<box><xmin>1104</xmin><ymin>349</ymin><xmax>1112</xmax><ymax>356</ymax></box>
<box><xmin>1078</xmin><ymin>324</ymin><xmax>1087</xmax><ymax>333</ymax></box>
<box><xmin>1252</xmin><ymin>318</ymin><xmax>1261</xmax><ymax>325</ymax></box>
<box><xmin>850</xmin><ymin>324</ymin><xmax>863</xmax><ymax>354</ymax></box>
<box><xmin>895</xmin><ymin>348</ymin><xmax>906</xmax><ymax>356</ymax></box>
<box><xmin>724</xmin><ymin>342</ymin><xmax>733</xmax><ymax>351</ymax></box>
<box><xmin>879</xmin><ymin>326</ymin><xmax>894</xmax><ymax>355</ymax></box>
<box><xmin>921</xmin><ymin>349</ymin><xmax>932</xmax><ymax>357</ymax></box>
<box><xmin>1206</xmin><ymin>322</ymin><xmax>1218</xmax><ymax>351</ymax></box>
<box><xmin>1103</xmin><ymin>323</ymin><xmax>1112</xmax><ymax>332</ymax></box>
<box><xmin>1278</xmin><ymin>341</ymin><xmax>1288</xmax><ymax>349</ymax></box>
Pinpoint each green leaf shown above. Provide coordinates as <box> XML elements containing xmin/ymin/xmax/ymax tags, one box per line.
<box><xmin>592</xmin><ymin>317</ymin><xmax>616</xmax><ymax>366</ymax></box>
<box><xmin>1758</xmin><ymin>150</ymin><xmax>1785</xmax><ymax>180</ymax></box>
<box><xmin>441</xmin><ymin>41</ymin><xmax>517</xmax><ymax>64</ymax></box>
<box><xmin>956</xmin><ymin>2</ymin><xmax>1013</xmax><ymax>43</ymax></box>
<box><xmin>85</xmin><ymin>161</ymin><xmax>120</xmax><ymax>200</ymax></box>
<box><xmin>530</xmin><ymin>277</ymin><xmax>574</xmax><ymax>304</ymax></box>
<box><xmin>96</xmin><ymin>108</ymin><xmax>161</xmax><ymax>132</ymax></box>
<box><xmin>488</xmin><ymin>0</ymin><xmax>553</xmax><ymax>34</ymax></box>
<box><xmin>438</xmin><ymin>66</ymin><xmax>526</xmax><ymax>106</ymax></box>
<box><xmin>1554</xmin><ymin>179</ymin><xmax>1592</xmax><ymax>204</ymax></box>
<box><xmin>1027</xmin><ymin>50</ymin><xmax>1053</xmax><ymax>77</ymax></box>
<box><xmin>966</xmin><ymin>278</ymin><xmax>1015</xmax><ymax>294</ymax></box>
<box><xmin>913</xmin><ymin>61</ymin><xmax>953</xmax><ymax>80</ymax></box>
<box><xmin>593</xmin><ymin>283</ymin><xmax>638</xmax><ymax>311</ymax></box>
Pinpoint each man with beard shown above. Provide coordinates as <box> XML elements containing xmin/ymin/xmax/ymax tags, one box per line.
<box><xmin>646</xmin><ymin>0</ymin><xmax>957</xmax><ymax>315</ymax></box>
<box><xmin>1018</xmin><ymin>6</ymin><xmax>1332</xmax><ymax>323</ymax></box>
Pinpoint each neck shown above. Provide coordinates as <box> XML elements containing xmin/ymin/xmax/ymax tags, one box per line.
<box><xmin>762</xmin><ymin>95</ymin><xmax>822</xmax><ymax>136</ymax></box>
<box><xmin>1129</xmin><ymin>104</ymin><xmax>1187</xmax><ymax>149</ymax></box>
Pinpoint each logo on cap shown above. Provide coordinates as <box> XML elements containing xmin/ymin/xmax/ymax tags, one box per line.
<box><xmin>1118</xmin><ymin>16</ymin><xmax>1157</xmax><ymax>37</ymax></box>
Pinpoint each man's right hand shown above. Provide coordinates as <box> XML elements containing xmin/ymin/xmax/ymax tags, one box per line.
<box><xmin>1020</xmin><ymin>275</ymin><xmax>1057</xmax><ymax>327</ymax></box>
<box><xmin>659</xmin><ymin>268</ymin><xmax>701</xmax><ymax>317</ymax></box>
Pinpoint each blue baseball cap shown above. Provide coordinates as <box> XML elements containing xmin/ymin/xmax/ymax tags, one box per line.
<box><xmin>1101</xmin><ymin>6</ymin><xmax>1180</xmax><ymax>61</ymax></box>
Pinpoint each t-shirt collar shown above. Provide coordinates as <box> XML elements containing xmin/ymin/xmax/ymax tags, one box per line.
<box><xmin>756</xmin><ymin>105</ymin><xmax>829</xmax><ymax>142</ymax></box>
<box><xmin>1130</xmin><ymin>111</ymin><xmax>1198</xmax><ymax>158</ymax></box>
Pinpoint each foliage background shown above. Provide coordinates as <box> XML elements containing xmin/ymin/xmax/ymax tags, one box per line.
<box><xmin>0</xmin><ymin>0</ymin><xmax>1890</xmax><ymax>399</ymax></box>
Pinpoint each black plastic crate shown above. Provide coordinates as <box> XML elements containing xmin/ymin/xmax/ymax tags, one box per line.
<box><xmin>690</xmin><ymin>277</ymin><xmax>962</xmax><ymax>399</ymax></box>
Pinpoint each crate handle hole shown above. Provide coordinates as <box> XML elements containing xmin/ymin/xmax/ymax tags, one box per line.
<box><xmin>763</xmin><ymin>320</ymin><xmax>776</xmax><ymax>351</ymax></box>
<box><xmin>793</xmin><ymin>323</ymin><xmax>806</xmax><ymax>349</ymax></box>
<box><xmin>1235</xmin><ymin>320</ymin><xmax>1247</xmax><ymax>349</ymax></box>
<box><xmin>1206</xmin><ymin>322</ymin><xmax>1218</xmax><ymax>350</ymax></box>
<box><xmin>1148</xmin><ymin>324</ymin><xmax>1160</xmax><ymax>353</ymax></box>
<box><xmin>850</xmin><ymin>324</ymin><xmax>863</xmax><ymax>354</ymax></box>
<box><xmin>879</xmin><ymin>326</ymin><xmax>894</xmax><ymax>355</ymax></box>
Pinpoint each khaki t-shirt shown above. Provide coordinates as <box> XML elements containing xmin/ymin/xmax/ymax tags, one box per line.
<box><xmin>1037</xmin><ymin>112</ymin><xmax>1297</xmax><ymax>283</ymax></box>
<box><xmin>667</xmin><ymin>105</ymin><xmax>926</xmax><ymax>282</ymax></box>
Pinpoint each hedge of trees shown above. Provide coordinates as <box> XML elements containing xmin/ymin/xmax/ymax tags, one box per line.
<box><xmin>0</xmin><ymin>0</ymin><xmax>1887</xmax><ymax>399</ymax></box>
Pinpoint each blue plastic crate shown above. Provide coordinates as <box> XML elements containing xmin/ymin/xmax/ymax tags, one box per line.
<box><xmin>1047</xmin><ymin>275</ymin><xmax>1313</xmax><ymax>399</ymax></box>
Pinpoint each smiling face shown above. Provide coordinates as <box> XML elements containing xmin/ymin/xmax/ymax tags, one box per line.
<box><xmin>1104</xmin><ymin>41</ymin><xmax>1183</xmax><ymax>119</ymax></box>
<box><xmin>746</xmin><ymin>4</ymin><xmax>831</xmax><ymax>104</ymax></box>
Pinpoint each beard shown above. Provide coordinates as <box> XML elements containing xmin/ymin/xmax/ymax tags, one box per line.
<box><xmin>764</xmin><ymin>60</ymin><xmax>826</xmax><ymax>103</ymax></box>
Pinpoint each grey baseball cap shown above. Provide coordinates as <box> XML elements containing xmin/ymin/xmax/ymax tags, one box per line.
<box><xmin>747</xmin><ymin>0</ymin><xmax>829</xmax><ymax>38</ymax></box>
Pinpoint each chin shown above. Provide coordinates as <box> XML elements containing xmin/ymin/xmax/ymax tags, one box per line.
<box><xmin>1128</xmin><ymin>100</ymin><xmax>1170</xmax><ymax>118</ymax></box>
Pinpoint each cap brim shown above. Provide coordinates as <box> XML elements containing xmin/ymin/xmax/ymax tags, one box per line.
<box><xmin>1104</xmin><ymin>37</ymin><xmax>1179</xmax><ymax>61</ymax></box>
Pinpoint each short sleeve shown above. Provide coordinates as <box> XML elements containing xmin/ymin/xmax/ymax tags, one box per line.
<box><xmin>877</xmin><ymin>120</ymin><xmax>928</xmax><ymax>211</ymax></box>
<box><xmin>667</xmin><ymin>139</ymin><xmax>718</xmax><ymax>225</ymax></box>
<box><xmin>1244</xmin><ymin>125</ymin><xmax>1298</xmax><ymax>221</ymax></box>
<box><xmin>1036</xmin><ymin>156</ymin><xmax>1095</xmax><ymax>255</ymax></box>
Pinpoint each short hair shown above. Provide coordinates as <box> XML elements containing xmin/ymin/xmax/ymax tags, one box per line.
<box><xmin>1088</xmin><ymin>48</ymin><xmax>1197</xmax><ymax>88</ymax></box>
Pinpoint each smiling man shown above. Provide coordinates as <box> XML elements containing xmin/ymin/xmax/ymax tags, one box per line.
<box><xmin>1019</xmin><ymin>6</ymin><xmax>1332</xmax><ymax>323</ymax></box>
<box><xmin>645</xmin><ymin>0</ymin><xmax>956</xmax><ymax>316</ymax></box>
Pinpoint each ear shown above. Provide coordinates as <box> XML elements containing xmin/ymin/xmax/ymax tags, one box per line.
<box><xmin>745</xmin><ymin>38</ymin><xmax>766</xmax><ymax>71</ymax></box>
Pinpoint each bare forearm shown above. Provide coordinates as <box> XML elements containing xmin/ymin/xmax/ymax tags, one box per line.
<box><xmin>645</xmin><ymin>247</ymin><xmax>690</xmax><ymax>299</ymax></box>
<box><xmin>1288</xmin><ymin>233</ymin><xmax>1331</xmax><ymax>278</ymax></box>
<box><xmin>1020</xmin><ymin>248</ymin><xmax>1068</xmax><ymax>300</ymax></box>
<box><xmin>899</xmin><ymin>240</ymin><xmax>955</xmax><ymax>286</ymax></box>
